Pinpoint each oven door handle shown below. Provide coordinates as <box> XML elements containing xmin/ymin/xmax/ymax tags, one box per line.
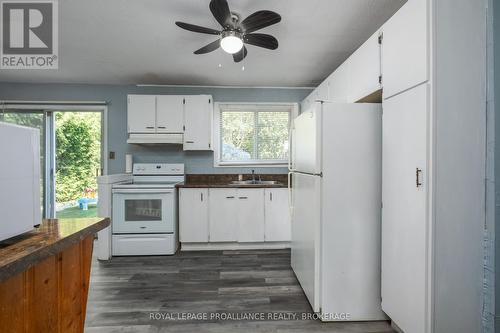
<box><xmin>112</xmin><ymin>188</ymin><xmax>174</xmax><ymax>194</ymax></box>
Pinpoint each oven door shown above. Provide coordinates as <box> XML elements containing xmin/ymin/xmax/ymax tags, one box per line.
<box><xmin>112</xmin><ymin>188</ymin><xmax>174</xmax><ymax>234</ymax></box>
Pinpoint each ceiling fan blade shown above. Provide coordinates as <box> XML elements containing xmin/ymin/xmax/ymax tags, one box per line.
<box><xmin>243</xmin><ymin>33</ymin><xmax>278</xmax><ymax>50</ymax></box>
<box><xmin>175</xmin><ymin>22</ymin><xmax>220</xmax><ymax>35</ymax></box>
<box><xmin>240</xmin><ymin>11</ymin><xmax>281</xmax><ymax>34</ymax></box>
<box><xmin>233</xmin><ymin>46</ymin><xmax>248</xmax><ymax>63</ymax></box>
<box><xmin>209</xmin><ymin>0</ymin><xmax>232</xmax><ymax>28</ymax></box>
<box><xmin>194</xmin><ymin>40</ymin><xmax>221</xmax><ymax>54</ymax></box>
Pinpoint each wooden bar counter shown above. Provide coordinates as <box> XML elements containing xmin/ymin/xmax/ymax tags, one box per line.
<box><xmin>0</xmin><ymin>218</ymin><xmax>110</xmax><ymax>333</ymax></box>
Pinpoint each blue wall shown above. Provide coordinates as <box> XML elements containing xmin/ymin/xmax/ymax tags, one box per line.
<box><xmin>0</xmin><ymin>82</ymin><xmax>311</xmax><ymax>174</ymax></box>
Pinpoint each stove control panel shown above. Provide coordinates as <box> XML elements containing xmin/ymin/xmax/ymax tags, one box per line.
<box><xmin>133</xmin><ymin>163</ymin><xmax>184</xmax><ymax>175</ymax></box>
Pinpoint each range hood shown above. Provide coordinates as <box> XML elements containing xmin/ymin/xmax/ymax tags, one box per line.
<box><xmin>127</xmin><ymin>133</ymin><xmax>184</xmax><ymax>144</ymax></box>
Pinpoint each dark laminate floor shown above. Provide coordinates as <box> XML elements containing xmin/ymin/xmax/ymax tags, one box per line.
<box><xmin>85</xmin><ymin>249</ymin><xmax>395</xmax><ymax>333</ymax></box>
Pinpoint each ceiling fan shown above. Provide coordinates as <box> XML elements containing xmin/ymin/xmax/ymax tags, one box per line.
<box><xmin>175</xmin><ymin>0</ymin><xmax>281</xmax><ymax>63</ymax></box>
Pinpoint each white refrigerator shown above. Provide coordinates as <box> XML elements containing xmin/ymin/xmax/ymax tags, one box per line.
<box><xmin>0</xmin><ymin>122</ymin><xmax>41</xmax><ymax>241</ymax></box>
<box><xmin>289</xmin><ymin>101</ymin><xmax>385</xmax><ymax>321</ymax></box>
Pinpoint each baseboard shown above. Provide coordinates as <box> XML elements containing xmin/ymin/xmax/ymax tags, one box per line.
<box><xmin>181</xmin><ymin>241</ymin><xmax>291</xmax><ymax>251</ymax></box>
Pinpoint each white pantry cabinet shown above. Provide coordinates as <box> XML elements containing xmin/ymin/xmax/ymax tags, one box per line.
<box><xmin>179</xmin><ymin>188</ymin><xmax>209</xmax><ymax>243</ymax></box>
<box><xmin>156</xmin><ymin>95</ymin><xmax>184</xmax><ymax>133</ymax></box>
<box><xmin>237</xmin><ymin>189</ymin><xmax>265</xmax><ymax>242</ymax></box>
<box><xmin>264</xmin><ymin>188</ymin><xmax>291</xmax><ymax>242</ymax></box>
<box><xmin>381</xmin><ymin>0</ymin><xmax>428</xmax><ymax>99</ymax></box>
<box><xmin>208</xmin><ymin>188</ymin><xmax>238</xmax><ymax>242</ymax></box>
<box><xmin>127</xmin><ymin>95</ymin><xmax>156</xmax><ymax>133</ymax></box>
<box><xmin>381</xmin><ymin>84</ymin><xmax>428</xmax><ymax>333</ymax></box>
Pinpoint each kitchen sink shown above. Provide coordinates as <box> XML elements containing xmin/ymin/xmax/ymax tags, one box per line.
<box><xmin>229</xmin><ymin>180</ymin><xmax>281</xmax><ymax>186</ymax></box>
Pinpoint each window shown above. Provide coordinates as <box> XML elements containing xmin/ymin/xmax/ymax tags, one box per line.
<box><xmin>214</xmin><ymin>103</ymin><xmax>298</xmax><ymax>166</ymax></box>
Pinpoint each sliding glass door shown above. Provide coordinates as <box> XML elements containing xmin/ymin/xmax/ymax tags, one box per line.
<box><xmin>0</xmin><ymin>108</ymin><xmax>104</xmax><ymax>219</ymax></box>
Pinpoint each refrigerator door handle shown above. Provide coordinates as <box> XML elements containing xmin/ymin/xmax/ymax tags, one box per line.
<box><xmin>288</xmin><ymin>172</ymin><xmax>294</xmax><ymax>217</ymax></box>
<box><xmin>288</xmin><ymin>124</ymin><xmax>294</xmax><ymax>171</ymax></box>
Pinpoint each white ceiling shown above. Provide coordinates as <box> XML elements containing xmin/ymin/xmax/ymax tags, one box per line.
<box><xmin>0</xmin><ymin>0</ymin><xmax>405</xmax><ymax>87</ymax></box>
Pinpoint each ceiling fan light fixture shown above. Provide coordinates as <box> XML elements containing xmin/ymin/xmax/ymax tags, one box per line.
<box><xmin>220</xmin><ymin>31</ymin><xmax>243</xmax><ymax>54</ymax></box>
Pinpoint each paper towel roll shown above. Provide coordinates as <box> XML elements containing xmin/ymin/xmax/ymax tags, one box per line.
<box><xmin>125</xmin><ymin>154</ymin><xmax>133</xmax><ymax>173</ymax></box>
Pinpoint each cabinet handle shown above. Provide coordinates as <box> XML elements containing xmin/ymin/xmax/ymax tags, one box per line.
<box><xmin>416</xmin><ymin>168</ymin><xmax>423</xmax><ymax>187</ymax></box>
<box><xmin>185</xmin><ymin>141</ymin><xmax>195</xmax><ymax>144</ymax></box>
<box><xmin>158</xmin><ymin>126</ymin><xmax>166</xmax><ymax>129</ymax></box>
<box><xmin>201</xmin><ymin>193</ymin><xmax>203</xmax><ymax>201</ymax></box>
<box><xmin>270</xmin><ymin>192</ymin><xmax>273</xmax><ymax>201</ymax></box>
<box><xmin>146</xmin><ymin>126</ymin><xmax>154</xmax><ymax>129</ymax></box>
<box><xmin>238</xmin><ymin>196</ymin><xmax>248</xmax><ymax>200</ymax></box>
<box><xmin>226</xmin><ymin>196</ymin><xmax>235</xmax><ymax>199</ymax></box>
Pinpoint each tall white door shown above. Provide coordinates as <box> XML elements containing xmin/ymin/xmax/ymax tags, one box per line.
<box><xmin>156</xmin><ymin>95</ymin><xmax>184</xmax><ymax>133</ymax></box>
<box><xmin>237</xmin><ymin>189</ymin><xmax>265</xmax><ymax>242</ymax></box>
<box><xmin>179</xmin><ymin>189</ymin><xmax>208</xmax><ymax>242</ymax></box>
<box><xmin>381</xmin><ymin>84</ymin><xmax>428</xmax><ymax>333</ymax></box>
<box><xmin>208</xmin><ymin>189</ymin><xmax>238</xmax><ymax>242</ymax></box>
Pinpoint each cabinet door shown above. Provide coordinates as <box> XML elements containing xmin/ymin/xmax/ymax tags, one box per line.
<box><xmin>327</xmin><ymin>60</ymin><xmax>350</xmax><ymax>102</ymax></box>
<box><xmin>382</xmin><ymin>0</ymin><xmax>428</xmax><ymax>99</ymax></box>
<box><xmin>127</xmin><ymin>95</ymin><xmax>156</xmax><ymax>133</ymax></box>
<box><xmin>156</xmin><ymin>95</ymin><xmax>184</xmax><ymax>133</ymax></box>
<box><xmin>208</xmin><ymin>189</ymin><xmax>238</xmax><ymax>242</ymax></box>
<box><xmin>349</xmin><ymin>30</ymin><xmax>381</xmax><ymax>102</ymax></box>
<box><xmin>179</xmin><ymin>189</ymin><xmax>208</xmax><ymax>243</ymax></box>
<box><xmin>237</xmin><ymin>189</ymin><xmax>265</xmax><ymax>242</ymax></box>
<box><xmin>264</xmin><ymin>188</ymin><xmax>291</xmax><ymax>242</ymax></box>
<box><xmin>381</xmin><ymin>84</ymin><xmax>428</xmax><ymax>333</ymax></box>
<box><xmin>184</xmin><ymin>95</ymin><xmax>213</xmax><ymax>151</ymax></box>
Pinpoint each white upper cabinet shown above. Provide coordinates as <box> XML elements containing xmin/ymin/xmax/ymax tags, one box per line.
<box><xmin>264</xmin><ymin>188</ymin><xmax>291</xmax><ymax>242</ymax></box>
<box><xmin>382</xmin><ymin>0</ymin><xmax>428</xmax><ymax>99</ymax></box>
<box><xmin>315</xmin><ymin>81</ymin><xmax>329</xmax><ymax>102</ymax></box>
<box><xmin>237</xmin><ymin>189</ymin><xmax>265</xmax><ymax>242</ymax></box>
<box><xmin>127</xmin><ymin>95</ymin><xmax>156</xmax><ymax>133</ymax></box>
<box><xmin>208</xmin><ymin>189</ymin><xmax>238</xmax><ymax>242</ymax></box>
<box><xmin>349</xmin><ymin>30</ymin><xmax>382</xmax><ymax>102</ymax></box>
<box><xmin>156</xmin><ymin>95</ymin><xmax>184</xmax><ymax>133</ymax></box>
<box><xmin>184</xmin><ymin>95</ymin><xmax>213</xmax><ymax>151</ymax></box>
<box><xmin>179</xmin><ymin>188</ymin><xmax>208</xmax><ymax>243</ymax></box>
<box><xmin>327</xmin><ymin>59</ymin><xmax>350</xmax><ymax>102</ymax></box>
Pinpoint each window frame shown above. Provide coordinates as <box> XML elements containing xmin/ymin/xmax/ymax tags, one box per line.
<box><xmin>213</xmin><ymin>102</ymin><xmax>299</xmax><ymax>167</ymax></box>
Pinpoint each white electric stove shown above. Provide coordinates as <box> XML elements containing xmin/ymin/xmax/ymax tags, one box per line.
<box><xmin>111</xmin><ymin>163</ymin><xmax>184</xmax><ymax>256</ymax></box>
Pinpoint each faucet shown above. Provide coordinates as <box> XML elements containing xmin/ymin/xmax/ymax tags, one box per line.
<box><xmin>251</xmin><ymin>170</ymin><xmax>256</xmax><ymax>184</ymax></box>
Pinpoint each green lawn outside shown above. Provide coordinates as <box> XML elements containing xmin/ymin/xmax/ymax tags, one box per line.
<box><xmin>56</xmin><ymin>204</ymin><xmax>97</xmax><ymax>219</ymax></box>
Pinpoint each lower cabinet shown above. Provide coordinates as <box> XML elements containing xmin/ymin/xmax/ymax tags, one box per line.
<box><xmin>264</xmin><ymin>188</ymin><xmax>291</xmax><ymax>242</ymax></box>
<box><xmin>179</xmin><ymin>189</ymin><xmax>208</xmax><ymax>242</ymax></box>
<box><xmin>237</xmin><ymin>189</ymin><xmax>265</xmax><ymax>242</ymax></box>
<box><xmin>208</xmin><ymin>189</ymin><xmax>238</xmax><ymax>242</ymax></box>
<box><xmin>179</xmin><ymin>187</ymin><xmax>290</xmax><ymax>244</ymax></box>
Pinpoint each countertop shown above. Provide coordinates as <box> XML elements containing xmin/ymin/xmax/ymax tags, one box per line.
<box><xmin>0</xmin><ymin>217</ymin><xmax>110</xmax><ymax>283</ymax></box>
<box><xmin>176</xmin><ymin>174</ymin><xmax>288</xmax><ymax>189</ymax></box>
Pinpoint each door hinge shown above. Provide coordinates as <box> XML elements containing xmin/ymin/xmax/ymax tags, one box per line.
<box><xmin>378</xmin><ymin>75</ymin><xmax>382</xmax><ymax>84</ymax></box>
<box><xmin>208</xmin><ymin>143</ymin><xmax>211</xmax><ymax>148</ymax></box>
<box><xmin>378</xmin><ymin>33</ymin><xmax>383</xmax><ymax>44</ymax></box>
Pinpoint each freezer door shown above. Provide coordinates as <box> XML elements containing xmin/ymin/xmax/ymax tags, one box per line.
<box><xmin>290</xmin><ymin>172</ymin><xmax>321</xmax><ymax>312</ymax></box>
<box><xmin>291</xmin><ymin>105</ymin><xmax>321</xmax><ymax>174</ymax></box>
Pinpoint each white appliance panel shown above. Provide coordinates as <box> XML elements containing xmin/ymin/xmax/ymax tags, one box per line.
<box><xmin>112</xmin><ymin>234</ymin><xmax>177</xmax><ymax>256</ymax></box>
<box><xmin>0</xmin><ymin>122</ymin><xmax>40</xmax><ymax>241</ymax></box>
<box><xmin>291</xmin><ymin>104</ymin><xmax>321</xmax><ymax>174</ymax></box>
<box><xmin>320</xmin><ymin>102</ymin><xmax>385</xmax><ymax>320</ymax></box>
<box><xmin>290</xmin><ymin>172</ymin><xmax>321</xmax><ymax>312</ymax></box>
